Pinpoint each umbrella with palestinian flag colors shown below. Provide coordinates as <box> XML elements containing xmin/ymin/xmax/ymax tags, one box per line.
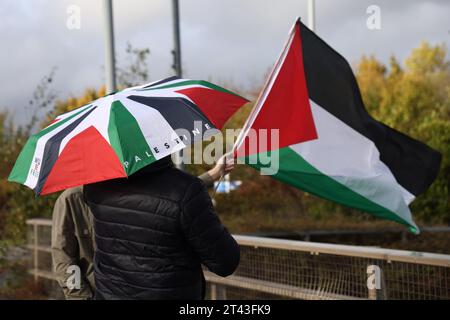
<box><xmin>234</xmin><ymin>19</ymin><xmax>441</xmax><ymax>234</ymax></box>
<box><xmin>8</xmin><ymin>76</ymin><xmax>248</xmax><ymax>196</ymax></box>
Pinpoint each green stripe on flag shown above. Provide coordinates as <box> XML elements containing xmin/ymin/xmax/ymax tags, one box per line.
<box><xmin>138</xmin><ymin>80</ymin><xmax>245</xmax><ymax>99</ymax></box>
<box><xmin>8</xmin><ymin>104</ymin><xmax>94</xmax><ymax>184</ymax></box>
<box><xmin>108</xmin><ymin>100</ymin><xmax>156</xmax><ymax>176</ymax></box>
<box><xmin>243</xmin><ymin>147</ymin><xmax>419</xmax><ymax>234</ymax></box>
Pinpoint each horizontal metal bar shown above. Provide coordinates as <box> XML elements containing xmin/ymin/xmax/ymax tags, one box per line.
<box><xmin>233</xmin><ymin>235</ymin><xmax>450</xmax><ymax>267</ymax></box>
<box><xmin>28</xmin><ymin>269</ymin><xmax>58</xmax><ymax>281</ymax></box>
<box><xmin>26</xmin><ymin>244</ymin><xmax>52</xmax><ymax>253</ymax></box>
<box><xmin>23</xmin><ymin>219</ymin><xmax>450</xmax><ymax>267</ymax></box>
<box><xmin>26</xmin><ymin>218</ymin><xmax>53</xmax><ymax>226</ymax></box>
<box><xmin>251</xmin><ymin>226</ymin><xmax>450</xmax><ymax>237</ymax></box>
<box><xmin>204</xmin><ymin>271</ymin><xmax>365</xmax><ymax>300</ymax></box>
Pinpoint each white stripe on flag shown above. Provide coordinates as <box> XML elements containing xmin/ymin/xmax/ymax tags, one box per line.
<box><xmin>289</xmin><ymin>99</ymin><xmax>416</xmax><ymax>228</ymax></box>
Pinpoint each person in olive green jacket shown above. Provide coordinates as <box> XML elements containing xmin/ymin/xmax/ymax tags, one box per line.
<box><xmin>51</xmin><ymin>156</ymin><xmax>234</xmax><ymax>300</ymax></box>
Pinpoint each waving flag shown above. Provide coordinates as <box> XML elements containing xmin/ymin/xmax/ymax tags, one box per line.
<box><xmin>235</xmin><ymin>19</ymin><xmax>441</xmax><ymax>233</ymax></box>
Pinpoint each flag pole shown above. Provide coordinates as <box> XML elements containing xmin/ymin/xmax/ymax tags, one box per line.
<box><xmin>231</xmin><ymin>18</ymin><xmax>299</xmax><ymax>155</ymax></box>
<box><xmin>211</xmin><ymin>174</ymin><xmax>224</xmax><ymax>199</ymax></box>
<box><xmin>308</xmin><ymin>0</ymin><xmax>316</xmax><ymax>32</ymax></box>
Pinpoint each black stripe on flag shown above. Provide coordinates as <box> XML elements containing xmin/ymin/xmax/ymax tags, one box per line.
<box><xmin>297</xmin><ymin>20</ymin><xmax>441</xmax><ymax>196</ymax></box>
<box><xmin>35</xmin><ymin>107</ymin><xmax>97</xmax><ymax>195</ymax></box>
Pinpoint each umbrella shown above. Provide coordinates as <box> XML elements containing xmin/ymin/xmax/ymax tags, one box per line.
<box><xmin>8</xmin><ymin>76</ymin><xmax>248</xmax><ymax>195</ymax></box>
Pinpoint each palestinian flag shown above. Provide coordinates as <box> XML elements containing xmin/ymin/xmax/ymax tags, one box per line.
<box><xmin>235</xmin><ymin>19</ymin><xmax>441</xmax><ymax>233</ymax></box>
<box><xmin>9</xmin><ymin>77</ymin><xmax>248</xmax><ymax>195</ymax></box>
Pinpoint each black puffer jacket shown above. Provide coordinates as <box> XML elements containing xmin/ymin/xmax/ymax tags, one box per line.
<box><xmin>83</xmin><ymin>158</ymin><xmax>240</xmax><ymax>300</ymax></box>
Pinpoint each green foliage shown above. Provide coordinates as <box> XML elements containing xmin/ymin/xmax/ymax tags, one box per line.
<box><xmin>117</xmin><ymin>42</ymin><xmax>151</xmax><ymax>88</ymax></box>
<box><xmin>0</xmin><ymin>68</ymin><xmax>61</xmax><ymax>243</ymax></box>
<box><xmin>355</xmin><ymin>42</ymin><xmax>450</xmax><ymax>223</ymax></box>
<box><xmin>26</xmin><ymin>67</ymin><xmax>58</xmax><ymax>133</ymax></box>
<box><xmin>45</xmin><ymin>87</ymin><xmax>106</xmax><ymax>127</ymax></box>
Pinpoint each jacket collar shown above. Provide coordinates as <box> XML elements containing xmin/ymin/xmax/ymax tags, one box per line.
<box><xmin>131</xmin><ymin>156</ymin><xmax>174</xmax><ymax>177</ymax></box>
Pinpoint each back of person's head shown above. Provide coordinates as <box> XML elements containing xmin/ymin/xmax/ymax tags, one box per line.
<box><xmin>130</xmin><ymin>155</ymin><xmax>174</xmax><ymax>178</ymax></box>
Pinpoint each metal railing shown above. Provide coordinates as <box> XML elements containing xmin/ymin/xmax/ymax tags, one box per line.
<box><xmin>26</xmin><ymin>219</ymin><xmax>450</xmax><ymax>300</ymax></box>
<box><xmin>26</xmin><ymin>218</ymin><xmax>56</xmax><ymax>282</ymax></box>
<box><xmin>206</xmin><ymin>235</ymin><xmax>450</xmax><ymax>300</ymax></box>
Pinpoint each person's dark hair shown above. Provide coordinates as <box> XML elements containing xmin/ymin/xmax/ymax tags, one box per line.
<box><xmin>131</xmin><ymin>155</ymin><xmax>174</xmax><ymax>177</ymax></box>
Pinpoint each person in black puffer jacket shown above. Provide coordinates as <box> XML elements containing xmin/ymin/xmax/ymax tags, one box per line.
<box><xmin>83</xmin><ymin>156</ymin><xmax>240</xmax><ymax>300</ymax></box>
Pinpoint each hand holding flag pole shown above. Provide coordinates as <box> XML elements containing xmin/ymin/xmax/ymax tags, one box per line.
<box><xmin>211</xmin><ymin>153</ymin><xmax>234</xmax><ymax>198</ymax></box>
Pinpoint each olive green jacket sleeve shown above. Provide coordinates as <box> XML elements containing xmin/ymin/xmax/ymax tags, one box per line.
<box><xmin>51</xmin><ymin>187</ymin><xmax>94</xmax><ymax>300</ymax></box>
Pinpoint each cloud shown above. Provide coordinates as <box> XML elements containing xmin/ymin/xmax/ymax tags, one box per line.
<box><xmin>0</xmin><ymin>0</ymin><xmax>448</xmax><ymax>125</ymax></box>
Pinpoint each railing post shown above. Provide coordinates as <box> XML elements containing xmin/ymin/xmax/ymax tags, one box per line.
<box><xmin>210</xmin><ymin>283</ymin><xmax>227</xmax><ymax>300</ymax></box>
<box><xmin>210</xmin><ymin>283</ymin><xmax>217</xmax><ymax>300</ymax></box>
<box><xmin>33</xmin><ymin>222</ymin><xmax>38</xmax><ymax>284</ymax></box>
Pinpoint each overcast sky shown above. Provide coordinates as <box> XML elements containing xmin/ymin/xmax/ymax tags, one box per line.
<box><xmin>1</xmin><ymin>0</ymin><xmax>449</xmax><ymax>125</ymax></box>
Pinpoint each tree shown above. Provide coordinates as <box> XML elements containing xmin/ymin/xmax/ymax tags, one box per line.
<box><xmin>356</xmin><ymin>42</ymin><xmax>450</xmax><ymax>223</ymax></box>
<box><xmin>116</xmin><ymin>42</ymin><xmax>150</xmax><ymax>88</ymax></box>
<box><xmin>0</xmin><ymin>70</ymin><xmax>60</xmax><ymax>242</ymax></box>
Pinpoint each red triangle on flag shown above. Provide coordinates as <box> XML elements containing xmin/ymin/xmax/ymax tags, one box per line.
<box><xmin>236</xmin><ymin>23</ymin><xmax>317</xmax><ymax>157</ymax></box>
